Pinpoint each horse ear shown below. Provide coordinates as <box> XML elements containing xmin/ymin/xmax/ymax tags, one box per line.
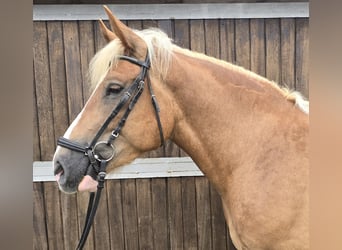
<box><xmin>99</xmin><ymin>19</ymin><xmax>117</xmax><ymax>42</ymax></box>
<box><xmin>102</xmin><ymin>5</ymin><xmax>146</xmax><ymax>56</ymax></box>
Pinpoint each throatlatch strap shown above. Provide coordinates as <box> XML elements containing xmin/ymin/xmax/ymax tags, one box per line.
<box><xmin>146</xmin><ymin>74</ymin><xmax>165</xmax><ymax>150</ymax></box>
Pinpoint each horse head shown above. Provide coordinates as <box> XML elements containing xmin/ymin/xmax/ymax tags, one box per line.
<box><xmin>53</xmin><ymin>6</ymin><xmax>175</xmax><ymax>193</ymax></box>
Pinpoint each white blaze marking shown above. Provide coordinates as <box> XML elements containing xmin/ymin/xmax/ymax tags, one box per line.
<box><xmin>64</xmin><ymin>108</ymin><xmax>86</xmax><ymax>139</ymax></box>
<box><xmin>53</xmin><ymin>108</ymin><xmax>86</xmax><ymax>159</ymax></box>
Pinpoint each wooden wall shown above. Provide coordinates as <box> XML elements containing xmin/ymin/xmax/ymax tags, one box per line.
<box><xmin>34</xmin><ymin>177</ymin><xmax>235</xmax><ymax>250</ymax></box>
<box><xmin>33</xmin><ymin>9</ymin><xmax>309</xmax><ymax>250</ymax></box>
<box><xmin>34</xmin><ymin>0</ymin><xmax>308</xmax><ymax>4</ymax></box>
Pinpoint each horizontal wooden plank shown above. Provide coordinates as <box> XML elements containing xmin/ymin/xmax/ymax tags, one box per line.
<box><xmin>33</xmin><ymin>3</ymin><xmax>309</xmax><ymax>21</ymax></box>
<box><xmin>33</xmin><ymin>0</ymin><xmax>308</xmax><ymax>4</ymax></box>
<box><xmin>33</xmin><ymin>157</ymin><xmax>204</xmax><ymax>182</ymax></box>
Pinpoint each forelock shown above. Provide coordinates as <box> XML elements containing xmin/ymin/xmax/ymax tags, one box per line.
<box><xmin>88</xmin><ymin>28</ymin><xmax>173</xmax><ymax>90</ymax></box>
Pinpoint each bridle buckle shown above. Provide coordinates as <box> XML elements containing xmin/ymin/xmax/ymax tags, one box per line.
<box><xmin>111</xmin><ymin>131</ymin><xmax>119</xmax><ymax>138</ymax></box>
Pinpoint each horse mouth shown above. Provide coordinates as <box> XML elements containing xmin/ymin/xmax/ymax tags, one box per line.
<box><xmin>54</xmin><ymin>162</ymin><xmax>64</xmax><ymax>182</ymax></box>
<box><xmin>53</xmin><ymin>158</ymin><xmax>97</xmax><ymax>193</ymax></box>
<box><xmin>53</xmin><ymin>159</ymin><xmax>80</xmax><ymax>193</ymax></box>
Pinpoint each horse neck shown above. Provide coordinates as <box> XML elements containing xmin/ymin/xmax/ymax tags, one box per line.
<box><xmin>165</xmin><ymin>49</ymin><xmax>308</xmax><ymax>194</ymax></box>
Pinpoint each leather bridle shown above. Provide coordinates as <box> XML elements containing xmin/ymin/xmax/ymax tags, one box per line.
<box><xmin>56</xmin><ymin>51</ymin><xmax>165</xmax><ymax>249</ymax></box>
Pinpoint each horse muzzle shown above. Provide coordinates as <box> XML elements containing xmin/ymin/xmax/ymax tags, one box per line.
<box><xmin>53</xmin><ymin>149</ymin><xmax>91</xmax><ymax>193</ymax></box>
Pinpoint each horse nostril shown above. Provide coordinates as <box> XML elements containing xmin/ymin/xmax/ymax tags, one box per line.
<box><xmin>54</xmin><ymin>160</ymin><xmax>64</xmax><ymax>176</ymax></box>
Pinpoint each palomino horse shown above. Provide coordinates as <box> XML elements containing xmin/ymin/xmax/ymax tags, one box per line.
<box><xmin>53</xmin><ymin>6</ymin><xmax>309</xmax><ymax>250</ymax></box>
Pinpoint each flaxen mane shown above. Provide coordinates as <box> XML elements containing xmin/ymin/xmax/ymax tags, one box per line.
<box><xmin>89</xmin><ymin>27</ymin><xmax>309</xmax><ymax>114</ymax></box>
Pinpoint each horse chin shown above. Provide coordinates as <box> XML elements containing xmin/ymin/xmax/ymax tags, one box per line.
<box><xmin>56</xmin><ymin>176</ymin><xmax>79</xmax><ymax>194</ymax></box>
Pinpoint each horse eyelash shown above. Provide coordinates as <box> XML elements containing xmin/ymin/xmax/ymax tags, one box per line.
<box><xmin>106</xmin><ymin>83</ymin><xmax>124</xmax><ymax>96</ymax></box>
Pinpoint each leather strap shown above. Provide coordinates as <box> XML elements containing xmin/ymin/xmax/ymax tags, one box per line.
<box><xmin>119</xmin><ymin>55</ymin><xmax>150</xmax><ymax>68</ymax></box>
<box><xmin>76</xmin><ymin>160</ymin><xmax>107</xmax><ymax>250</ymax></box>
<box><xmin>146</xmin><ymin>73</ymin><xmax>165</xmax><ymax>149</ymax></box>
<box><xmin>57</xmin><ymin>137</ymin><xmax>87</xmax><ymax>154</ymax></box>
<box><xmin>88</xmin><ymin>79</ymin><xmax>141</xmax><ymax>149</ymax></box>
<box><xmin>107</xmin><ymin>80</ymin><xmax>145</xmax><ymax>144</ymax></box>
<box><xmin>56</xmin><ymin>51</ymin><xmax>166</xmax><ymax>249</ymax></box>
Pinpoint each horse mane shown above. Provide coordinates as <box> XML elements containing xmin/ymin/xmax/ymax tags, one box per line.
<box><xmin>282</xmin><ymin>88</ymin><xmax>309</xmax><ymax>114</ymax></box>
<box><xmin>174</xmin><ymin>45</ymin><xmax>309</xmax><ymax>114</ymax></box>
<box><xmin>89</xmin><ymin>27</ymin><xmax>309</xmax><ymax>114</ymax></box>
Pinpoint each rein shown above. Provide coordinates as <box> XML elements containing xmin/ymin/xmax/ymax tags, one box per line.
<box><xmin>56</xmin><ymin>51</ymin><xmax>164</xmax><ymax>249</ymax></box>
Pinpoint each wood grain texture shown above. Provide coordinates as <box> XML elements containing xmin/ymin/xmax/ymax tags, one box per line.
<box><xmin>33</xmin><ymin>21</ymin><xmax>56</xmax><ymax>160</ymax></box>
<box><xmin>79</xmin><ymin>21</ymin><xmax>96</xmax><ymax>102</ymax></box>
<box><xmin>220</xmin><ymin>19</ymin><xmax>235</xmax><ymax>63</ymax></box>
<box><xmin>158</xmin><ymin>19</ymin><xmax>174</xmax><ymax>40</ymax></box>
<box><xmin>295</xmin><ymin>18</ymin><xmax>309</xmax><ymax>97</ymax></box>
<box><xmin>106</xmin><ymin>180</ymin><xmax>125</xmax><ymax>250</ymax></box>
<box><xmin>94</xmin><ymin>19</ymin><xmax>108</xmax><ymax>56</ymax></box>
<box><xmin>151</xmin><ymin>178</ymin><xmax>168</xmax><ymax>249</ymax></box>
<box><xmin>127</xmin><ymin>19</ymin><xmax>143</xmax><ymax>30</ymax></box>
<box><xmin>250</xmin><ymin>18</ymin><xmax>266</xmax><ymax>76</ymax></box>
<box><xmin>235</xmin><ymin>19</ymin><xmax>250</xmax><ymax>70</ymax></box>
<box><xmin>33</xmin><ymin>183</ymin><xmax>48</xmax><ymax>250</ymax></box>
<box><xmin>47</xmin><ymin>21</ymin><xmax>69</xmax><ymax>142</ymax></box>
<box><xmin>265</xmin><ymin>18</ymin><xmax>281</xmax><ymax>83</ymax></box>
<box><xmin>33</xmin><ymin>73</ymin><xmax>41</xmax><ymax>162</ymax></box>
<box><xmin>181</xmin><ymin>177</ymin><xmax>198</xmax><ymax>250</ymax></box>
<box><xmin>76</xmin><ymin>192</ymin><xmax>95</xmax><ymax>250</ymax></box>
<box><xmin>122</xmin><ymin>179</ymin><xmax>139</xmax><ymax>250</ymax></box>
<box><xmin>196</xmin><ymin>177</ymin><xmax>212</xmax><ymax>250</ymax></box>
<box><xmin>136</xmin><ymin>179</ymin><xmax>154</xmax><ymax>249</ymax></box>
<box><xmin>60</xmin><ymin>193</ymin><xmax>79</xmax><ymax>250</ymax></box>
<box><xmin>167</xmin><ymin>177</ymin><xmax>184</xmax><ymax>249</ymax></box>
<box><xmin>190</xmin><ymin>19</ymin><xmax>205</xmax><ymax>53</ymax></box>
<box><xmin>43</xmin><ymin>182</ymin><xmax>64</xmax><ymax>249</ymax></box>
<box><xmin>63</xmin><ymin>21</ymin><xmax>84</xmax><ymax>122</ymax></box>
<box><xmin>175</xmin><ymin>19</ymin><xmax>190</xmax><ymax>53</ymax></box>
<box><xmin>205</xmin><ymin>19</ymin><xmax>220</xmax><ymax>58</ymax></box>
<box><xmin>93</xmin><ymin>189</ymin><xmax>111</xmax><ymax>250</ymax></box>
<box><xmin>210</xmin><ymin>184</ymin><xmax>228</xmax><ymax>250</ymax></box>
<box><xmin>281</xmin><ymin>18</ymin><xmax>296</xmax><ymax>89</ymax></box>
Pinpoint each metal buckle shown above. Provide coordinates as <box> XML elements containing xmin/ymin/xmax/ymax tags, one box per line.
<box><xmin>111</xmin><ymin>131</ymin><xmax>119</xmax><ymax>138</ymax></box>
<box><xmin>92</xmin><ymin>141</ymin><xmax>115</xmax><ymax>162</ymax></box>
<box><xmin>138</xmin><ymin>80</ymin><xmax>144</xmax><ymax>89</ymax></box>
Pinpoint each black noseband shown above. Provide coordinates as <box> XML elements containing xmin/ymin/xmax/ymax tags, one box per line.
<box><xmin>55</xmin><ymin>51</ymin><xmax>165</xmax><ymax>249</ymax></box>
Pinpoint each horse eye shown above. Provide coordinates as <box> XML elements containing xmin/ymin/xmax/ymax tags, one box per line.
<box><xmin>106</xmin><ymin>83</ymin><xmax>124</xmax><ymax>96</ymax></box>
